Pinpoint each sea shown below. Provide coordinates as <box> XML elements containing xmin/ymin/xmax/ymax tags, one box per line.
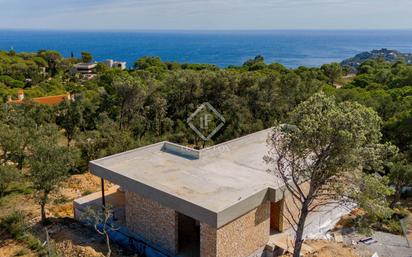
<box><xmin>0</xmin><ymin>30</ymin><xmax>412</xmax><ymax>68</ymax></box>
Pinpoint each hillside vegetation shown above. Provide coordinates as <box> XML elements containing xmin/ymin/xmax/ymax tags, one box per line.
<box><xmin>341</xmin><ymin>48</ymin><xmax>412</xmax><ymax>71</ymax></box>
<box><xmin>0</xmin><ymin>50</ymin><xmax>411</xmax><ymax>256</ymax></box>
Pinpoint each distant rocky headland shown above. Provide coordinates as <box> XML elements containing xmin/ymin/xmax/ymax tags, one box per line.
<box><xmin>341</xmin><ymin>48</ymin><xmax>412</xmax><ymax>69</ymax></box>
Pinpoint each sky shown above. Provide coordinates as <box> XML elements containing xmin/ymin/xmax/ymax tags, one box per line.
<box><xmin>0</xmin><ymin>0</ymin><xmax>412</xmax><ymax>30</ymax></box>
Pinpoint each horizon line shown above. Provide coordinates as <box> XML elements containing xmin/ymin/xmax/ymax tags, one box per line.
<box><xmin>1</xmin><ymin>28</ymin><xmax>412</xmax><ymax>33</ymax></box>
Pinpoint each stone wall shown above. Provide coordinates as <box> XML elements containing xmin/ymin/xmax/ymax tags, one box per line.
<box><xmin>201</xmin><ymin>202</ymin><xmax>270</xmax><ymax>257</ymax></box>
<box><xmin>281</xmin><ymin>182</ymin><xmax>310</xmax><ymax>231</ymax></box>
<box><xmin>200</xmin><ymin>223</ymin><xmax>217</xmax><ymax>257</ymax></box>
<box><xmin>125</xmin><ymin>191</ymin><xmax>178</xmax><ymax>254</ymax></box>
<box><xmin>125</xmin><ymin>192</ymin><xmax>272</xmax><ymax>257</ymax></box>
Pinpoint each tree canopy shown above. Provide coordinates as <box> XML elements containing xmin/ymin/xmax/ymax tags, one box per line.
<box><xmin>265</xmin><ymin>92</ymin><xmax>384</xmax><ymax>257</ymax></box>
<box><xmin>0</xmin><ymin>50</ymin><xmax>411</xmax><ymax>234</ymax></box>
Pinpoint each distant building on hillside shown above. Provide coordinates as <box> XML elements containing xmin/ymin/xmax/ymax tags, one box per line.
<box><xmin>104</xmin><ymin>59</ymin><xmax>127</xmax><ymax>70</ymax></box>
<box><xmin>71</xmin><ymin>63</ymin><xmax>97</xmax><ymax>79</ymax></box>
<box><xmin>38</xmin><ymin>67</ymin><xmax>47</xmax><ymax>77</ymax></box>
<box><xmin>7</xmin><ymin>89</ymin><xmax>74</xmax><ymax>106</ymax></box>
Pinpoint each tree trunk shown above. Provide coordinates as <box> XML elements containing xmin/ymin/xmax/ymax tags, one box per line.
<box><xmin>105</xmin><ymin>233</ymin><xmax>111</xmax><ymax>257</ymax></box>
<box><xmin>390</xmin><ymin>186</ymin><xmax>402</xmax><ymax>209</ymax></box>
<box><xmin>194</xmin><ymin>135</ymin><xmax>199</xmax><ymax>148</ymax></box>
<box><xmin>40</xmin><ymin>202</ymin><xmax>47</xmax><ymax>225</ymax></box>
<box><xmin>119</xmin><ymin>100</ymin><xmax>127</xmax><ymax>130</ymax></box>
<box><xmin>40</xmin><ymin>193</ymin><xmax>49</xmax><ymax>225</ymax></box>
<box><xmin>293</xmin><ymin>202</ymin><xmax>310</xmax><ymax>257</ymax></box>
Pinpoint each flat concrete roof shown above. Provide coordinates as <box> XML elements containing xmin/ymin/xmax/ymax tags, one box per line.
<box><xmin>75</xmin><ymin>63</ymin><xmax>97</xmax><ymax>69</ymax></box>
<box><xmin>90</xmin><ymin>128</ymin><xmax>285</xmax><ymax>228</ymax></box>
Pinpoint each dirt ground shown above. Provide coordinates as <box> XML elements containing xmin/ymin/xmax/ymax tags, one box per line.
<box><xmin>0</xmin><ymin>172</ymin><xmax>106</xmax><ymax>221</ymax></box>
<box><xmin>49</xmin><ymin>172</ymin><xmax>108</xmax><ymax>218</ymax></box>
<box><xmin>0</xmin><ymin>218</ymin><xmax>133</xmax><ymax>257</ymax></box>
<box><xmin>280</xmin><ymin>240</ymin><xmax>362</xmax><ymax>257</ymax></box>
<box><xmin>46</xmin><ymin>217</ymin><xmax>134</xmax><ymax>257</ymax></box>
<box><xmin>0</xmin><ymin>239</ymin><xmax>37</xmax><ymax>257</ymax></box>
<box><xmin>306</xmin><ymin>240</ymin><xmax>361</xmax><ymax>257</ymax></box>
<box><xmin>0</xmin><ymin>172</ymin><xmax>120</xmax><ymax>257</ymax></box>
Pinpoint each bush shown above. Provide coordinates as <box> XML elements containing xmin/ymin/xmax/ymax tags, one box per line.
<box><xmin>353</xmin><ymin>207</ymin><xmax>409</xmax><ymax>235</ymax></box>
<box><xmin>0</xmin><ymin>165</ymin><xmax>20</xmax><ymax>197</ymax></box>
<box><xmin>0</xmin><ymin>211</ymin><xmax>46</xmax><ymax>254</ymax></box>
<box><xmin>11</xmin><ymin>182</ymin><xmax>33</xmax><ymax>195</ymax></box>
<box><xmin>382</xmin><ymin>219</ymin><xmax>402</xmax><ymax>234</ymax></box>
<box><xmin>53</xmin><ymin>195</ymin><xmax>70</xmax><ymax>204</ymax></box>
<box><xmin>24</xmin><ymin>233</ymin><xmax>44</xmax><ymax>253</ymax></box>
<box><xmin>82</xmin><ymin>189</ymin><xmax>93</xmax><ymax>196</ymax></box>
<box><xmin>0</xmin><ymin>75</ymin><xmax>25</xmax><ymax>88</ymax></box>
<box><xmin>0</xmin><ymin>211</ymin><xmax>27</xmax><ymax>239</ymax></box>
<box><xmin>353</xmin><ymin>215</ymin><xmax>373</xmax><ymax>236</ymax></box>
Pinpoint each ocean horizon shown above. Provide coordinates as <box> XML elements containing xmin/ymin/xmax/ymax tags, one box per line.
<box><xmin>1</xmin><ymin>29</ymin><xmax>412</xmax><ymax>68</ymax></box>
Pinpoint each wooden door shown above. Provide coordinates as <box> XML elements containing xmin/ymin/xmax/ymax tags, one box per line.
<box><xmin>270</xmin><ymin>200</ymin><xmax>283</xmax><ymax>232</ymax></box>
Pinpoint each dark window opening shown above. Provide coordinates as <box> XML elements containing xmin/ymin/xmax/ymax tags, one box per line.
<box><xmin>177</xmin><ymin>213</ymin><xmax>200</xmax><ymax>257</ymax></box>
<box><xmin>270</xmin><ymin>200</ymin><xmax>283</xmax><ymax>233</ymax></box>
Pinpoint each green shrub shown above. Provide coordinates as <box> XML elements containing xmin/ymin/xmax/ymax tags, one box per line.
<box><xmin>0</xmin><ymin>211</ymin><xmax>27</xmax><ymax>239</ymax></box>
<box><xmin>82</xmin><ymin>189</ymin><xmax>93</xmax><ymax>196</ymax></box>
<box><xmin>0</xmin><ymin>166</ymin><xmax>20</xmax><ymax>197</ymax></box>
<box><xmin>24</xmin><ymin>233</ymin><xmax>44</xmax><ymax>252</ymax></box>
<box><xmin>11</xmin><ymin>183</ymin><xmax>33</xmax><ymax>195</ymax></box>
<box><xmin>383</xmin><ymin>219</ymin><xmax>402</xmax><ymax>234</ymax></box>
<box><xmin>53</xmin><ymin>195</ymin><xmax>70</xmax><ymax>204</ymax></box>
<box><xmin>0</xmin><ymin>211</ymin><xmax>46</xmax><ymax>254</ymax></box>
<box><xmin>393</xmin><ymin>207</ymin><xmax>409</xmax><ymax>219</ymax></box>
<box><xmin>353</xmin><ymin>215</ymin><xmax>373</xmax><ymax>236</ymax></box>
<box><xmin>0</xmin><ymin>75</ymin><xmax>25</xmax><ymax>88</ymax></box>
<box><xmin>353</xmin><ymin>207</ymin><xmax>409</xmax><ymax>235</ymax></box>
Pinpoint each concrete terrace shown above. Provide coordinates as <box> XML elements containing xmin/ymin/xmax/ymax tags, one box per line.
<box><xmin>90</xmin><ymin>128</ymin><xmax>285</xmax><ymax>228</ymax></box>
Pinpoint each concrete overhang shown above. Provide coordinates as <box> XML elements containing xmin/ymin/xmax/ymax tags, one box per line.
<box><xmin>89</xmin><ymin>128</ymin><xmax>285</xmax><ymax>228</ymax></box>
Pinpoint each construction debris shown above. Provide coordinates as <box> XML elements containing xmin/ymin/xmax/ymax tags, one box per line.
<box><xmin>334</xmin><ymin>232</ymin><xmax>344</xmax><ymax>243</ymax></box>
<box><xmin>359</xmin><ymin>237</ymin><xmax>377</xmax><ymax>245</ymax></box>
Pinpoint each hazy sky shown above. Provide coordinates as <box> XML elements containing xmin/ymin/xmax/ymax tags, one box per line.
<box><xmin>1</xmin><ymin>0</ymin><xmax>411</xmax><ymax>30</ymax></box>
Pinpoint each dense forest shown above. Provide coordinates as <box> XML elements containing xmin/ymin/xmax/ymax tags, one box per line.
<box><xmin>0</xmin><ymin>50</ymin><xmax>411</xmax><ymax>160</ymax></box>
<box><xmin>0</xmin><ymin>50</ymin><xmax>411</xmax><ymax>249</ymax></box>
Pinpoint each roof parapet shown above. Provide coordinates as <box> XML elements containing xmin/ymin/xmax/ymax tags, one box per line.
<box><xmin>161</xmin><ymin>142</ymin><xmax>200</xmax><ymax>160</ymax></box>
<box><xmin>160</xmin><ymin>128</ymin><xmax>273</xmax><ymax>160</ymax></box>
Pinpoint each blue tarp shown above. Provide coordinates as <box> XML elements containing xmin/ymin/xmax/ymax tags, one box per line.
<box><xmin>94</xmin><ymin>223</ymin><xmax>172</xmax><ymax>257</ymax></box>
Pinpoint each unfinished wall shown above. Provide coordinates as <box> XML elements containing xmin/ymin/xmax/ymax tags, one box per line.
<box><xmin>280</xmin><ymin>182</ymin><xmax>310</xmax><ymax>231</ymax></box>
<box><xmin>200</xmin><ymin>223</ymin><xmax>217</xmax><ymax>257</ymax></box>
<box><xmin>201</xmin><ymin>202</ymin><xmax>270</xmax><ymax>257</ymax></box>
<box><xmin>125</xmin><ymin>191</ymin><xmax>178</xmax><ymax>254</ymax></box>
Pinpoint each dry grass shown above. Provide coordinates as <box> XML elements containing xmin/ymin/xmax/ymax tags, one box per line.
<box><xmin>306</xmin><ymin>240</ymin><xmax>360</xmax><ymax>257</ymax></box>
<box><xmin>281</xmin><ymin>240</ymin><xmax>361</xmax><ymax>257</ymax></box>
<box><xmin>0</xmin><ymin>172</ymin><xmax>119</xmax><ymax>257</ymax></box>
<box><xmin>0</xmin><ymin>239</ymin><xmax>36</xmax><ymax>257</ymax></box>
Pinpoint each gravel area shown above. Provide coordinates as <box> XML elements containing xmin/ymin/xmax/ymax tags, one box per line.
<box><xmin>341</xmin><ymin>228</ymin><xmax>411</xmax><ymax>257</ymax></box>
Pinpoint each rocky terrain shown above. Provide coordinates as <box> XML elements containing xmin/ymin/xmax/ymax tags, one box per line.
<box><xmin>341</xmin><ymin>48</ymin><xmax>412</xmax><ymax>70</ymax></box>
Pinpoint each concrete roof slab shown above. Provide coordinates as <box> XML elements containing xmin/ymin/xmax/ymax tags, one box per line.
<box><xmin>89</xmin><ymin>128</ymin><xmax>284</xmax><ymax>228</ymax></box>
